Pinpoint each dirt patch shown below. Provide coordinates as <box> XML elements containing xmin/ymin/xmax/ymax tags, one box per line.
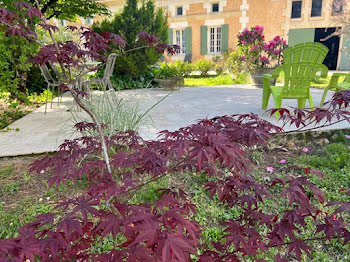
<box><xmin>0</xmin><ymin>154</ymin><xmax>83</xmax><ymax>212</ymax></box>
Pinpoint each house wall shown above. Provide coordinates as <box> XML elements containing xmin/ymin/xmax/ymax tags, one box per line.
<box><xmin>283</xmin><ymin>0</ymin><xmax>348</xmax><ymax>70</ymax></box>
<box><xmin>85</xmin><ymin>0</ymin><xmax>350</xmax><ymax>69</ymax></box>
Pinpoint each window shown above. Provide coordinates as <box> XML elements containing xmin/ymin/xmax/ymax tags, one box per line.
<box><xmin>311</xmin><ymin>0</ymin><xmax>323</xmax><ymax>17</ymax></box>
<box><xmin>332</xmin><ymin>0</ymin><xmax>344</xmax><ymax>16</ymax></box>
<box><xmin>176</xmin><ymin>6</ymin><xmax>183</xmax><ymax>16</ymax></box>
<box><xmin>175</xmin><ymin>29</ymin><xmax>186</xmax><ymax>55</ymax></box>
<box><xmin>212</xmin><ymin>3</ymin><xmax>219</xmax><ymax>13</ymax></box>
<box><xmin>209</xmin><ymin>27</ymin><xmax>221</xmax><ymax>54</ymax></box>
<box><xmin>291</xmin><ymin>1</ymin><xmax>302</xmax><ymax>18</ymax></box>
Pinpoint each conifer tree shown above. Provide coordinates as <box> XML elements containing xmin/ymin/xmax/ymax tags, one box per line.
<box><xmin>93</xmin><ymin>0</ymin><xmax>168</xmax><ymax>77</ymax></box>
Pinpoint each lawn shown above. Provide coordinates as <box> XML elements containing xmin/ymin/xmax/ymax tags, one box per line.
<box><xmin>184</xmin><ymin>73</ymin><xmax>250</xmax><ymax>86</ymax></box>
<box><xmin>184</xmin><ymin>73</ymin><xmax>338</xmax><ymax>89</ymax></box>
<box><xmin>1</xmin><ymin>129</ymin><xmax>349</xmax><ymax>260</ymax></box>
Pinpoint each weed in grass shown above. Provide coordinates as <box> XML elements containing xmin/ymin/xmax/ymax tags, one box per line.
<box><xmin>0</xmin><ymin>182</ymin><xmax>19</xmax><ymax>195</ymax></box>
<box><xmin>0</xmin><ymin>165</ymin><xmax>14</xmax><ymax>177</ymax></box>
<box><xmin>250</xmin><ymin>150</ymin><xmax>264</xmax><ymax>164</ymax></box>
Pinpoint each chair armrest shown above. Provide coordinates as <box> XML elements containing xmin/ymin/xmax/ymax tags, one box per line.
<box><xmin>263</xmin><ymin>74</ymin><xmax>273</xmax><ymax>79</ymax></box>
<box><xmin>328</xmin><ymin>73</ymin><xmax>348</xmax><ymax>89</ymax></box>
<box><xmin>337</xmin><ymin>81</ymin><xmax>350</xmax><ymax>90</ymax></box>
<box><xmin>319</xmin><ymin>64</ymin><xmax>328</xmax><ymax>79</ymax></box>
<box><xmin>272</xmin><ymin>66</ymin><xmax>283</xmax><ymax>80</ymax></box>
<box><xmin>263</xmin><ymin>74</ymin><xmax>273</xmax><ymax>88</ymax></box>
<box><xmin>332</xmin><ymin>72</ymin><xmax>349</xmax><ymax>77</ymax></box>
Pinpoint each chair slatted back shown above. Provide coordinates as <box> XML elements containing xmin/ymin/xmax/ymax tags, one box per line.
<box><xmin>274</xmin><ymin>42</ymin><xmax>329</xmax><ymax>98</ymax></box>
<box><xmin>39</xmin><ymin>64</ymin><xmax>55</xmax><ymax>84</ymax></box>
<box><xmin>103</xmin><ymin>53</ymin><xmax>117</xmax><ymax>81</ymax></box>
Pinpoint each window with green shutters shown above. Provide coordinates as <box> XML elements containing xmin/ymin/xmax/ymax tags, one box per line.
<box><xmin>172</xmin><ymin>27</ymin><xmax>192</xmax><ymax>55</ymax></box>
<box><xmin>203</xmin><ymin>24</ymin><xmax>228</xmax><ymax>55</ymax></box>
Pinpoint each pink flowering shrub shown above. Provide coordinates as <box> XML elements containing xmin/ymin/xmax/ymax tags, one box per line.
<box><xmin>237</xmin><ymin>25</ymin><xmax>287</xmax><ymax>70</ymax></box>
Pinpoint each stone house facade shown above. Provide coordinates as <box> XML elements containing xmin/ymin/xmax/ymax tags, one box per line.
<box><xmin>89</xmin><ymin>0</ymin><xmax>350</xmax><ymax>69</ymax></box>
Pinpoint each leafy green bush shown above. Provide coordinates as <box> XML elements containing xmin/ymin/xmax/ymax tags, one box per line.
<box><xmin>212</xmin><ymin>55</ymin><xmax>226</xmax><ymax>75</ymax></box>
<box><xmin>194</xmin><ymin>59</ymin><xmax>214</xmax><ymax>76</ymax></box>
<box><xmin>0</xmin><ymin>32</ymin><xmax>39</xmax><ymax>102</ymax></box>
<box><xmin>153</xmin><ymin>63</ymin><xmax>179</xmax><ymax>79</ymax></box>
<box><xmin>225</xmin><ymin>48</ymin><xmax>247</xmax><ymax>77</ymax></box>
<box><xmin>111</xmin><ymin>68</ymin><xmax>155</xmax><ymax>90</ymax></box>
<box><xmin>92</xmin><ymin>0</ymin><xmax>168</xmax><ymax>77</ymax></box>
<box><xmin>26</xmin><ymin>65</ymin><xmax>46</xmax><ymax>95</ymax></box>
<box><xmin>168</xmin><ymin>61</ymin><xmax>193</xmax><ymax>77</ymax></box>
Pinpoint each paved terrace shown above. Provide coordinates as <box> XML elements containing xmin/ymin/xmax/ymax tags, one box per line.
<box><xmin>0</xmin><ymin>85</ymin><xmax>349</xmax><ymax>157</ymax></box>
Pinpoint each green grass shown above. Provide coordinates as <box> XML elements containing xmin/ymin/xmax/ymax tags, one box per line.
<box><xmin>0</xmin><ymin>200</ymin><xmax>54</xmax><ymax>238</ymax></box>
<box><xmin>184</xmin><ymin>73</ymin><xmax>249</xmax><ymax>86</ymax></box>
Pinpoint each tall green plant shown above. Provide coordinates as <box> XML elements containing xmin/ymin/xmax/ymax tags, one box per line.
<box><xmin>0</xmin><ymin>32</ymin><xmax>38</xmax><ymax>102</ymax></box>
<box><xmin>93</xmin><ymin>0</ymin><xmax>168</xmax><ymax>77</ymax></box>
<box><xmin>70</xmin><ymin>89</ymin><xmax>169</xmax><ymax>138</ymax></box>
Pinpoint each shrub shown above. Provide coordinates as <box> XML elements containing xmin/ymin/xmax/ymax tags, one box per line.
<box><xmin>168</xmin><ymin>61</ymin><xmax>193</xmax><ymax>77</ymax></box>
<box><xmin>153</xmin><ymin>62</ymin><xmax>180</xmax><ymax>79</ymax></box>
<box><xmin>194</xmin><ymin>59</ymin><xmax>215</xmax><ymax>76</ymax></box>
<box><xmin>111</xmin><ymin>68</ymin><xmax>156</xmax><ymax>90</ymax></box>
<box><xmin>212</xmin><ymin>55</ymin><xmax>226</xmax><ymax>75</ymax></box>
<box><xmin>0</xmin><ymin>32</ymin><xmax>39</xmax><ymax>102</ymax></box>
<box><xmin>225</xmin><ymin>48</ymin><xmax>247</xmax><ymax>77</ymax></box>
<box><xmin>237</xmin><ymin>25</ymin><xmax>288</xmax><ymax>70</ymax></box>
<box><xmin>92</xmin><ymin>0</ymin><xmax>168</xmax><ymax>77</ymax></box>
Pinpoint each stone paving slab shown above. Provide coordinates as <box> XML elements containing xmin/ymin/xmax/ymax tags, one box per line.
<box><xmin>0</xmin><ymin>85</ymin><xmax>349</xmax><ymax>157</ymax></box>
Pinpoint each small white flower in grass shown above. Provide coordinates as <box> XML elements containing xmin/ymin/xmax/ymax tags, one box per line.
<box><xmin>302</xmin><ymin>147</ymin><xmax>309</xmax><ymax>153</ymax></box>
<box><xmin>39</xmin><ymin>198</ymin><xmax>43</xmax><ymax>202</ymax></box>
<box><xmin>25</xmin><ymin>260</ymin><xmax>31</xmax><ymax>262</ymax></box>
<box><xmin>40</xmin><ymin>170</ymin><xmax>45</xmax><ymax>174</ymax></box>
<box><xmin>46</xmin><ymin>197</ymin><xmax>51</xmax><ymax>200</ymax></box>
<box><xmin>278</xmin><ymin>159</ymin><xmax>287</xmax><ymax>164</ymax></box>
<box><xmin>266</xmin><ymin>166</ymin><xmax>274</xmax><ymax>173</ymax></box>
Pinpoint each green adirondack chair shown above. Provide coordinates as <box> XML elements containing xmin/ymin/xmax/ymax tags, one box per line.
<box><xmin>262</xmin><ymin>42</ymin><xmax>329</xmax><ymax>116</ymax></box>
<box><xmin>320</xmin><ymin>72</ymin><xmax>350</xmax><ymax>106</ymax></box>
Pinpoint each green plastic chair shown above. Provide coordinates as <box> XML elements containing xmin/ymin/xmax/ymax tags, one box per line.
<box><xmin>320</xmin><ymin>72</ymin><xmax>350</xmax><ymax>106</ymax></box>
<box><xmin>262</xmin><ymin>42</ymin><xmax>329</xmax><ymax>116</ymax></box>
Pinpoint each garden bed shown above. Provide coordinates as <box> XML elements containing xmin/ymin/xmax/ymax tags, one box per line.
<box><xmin>1</xmin><ymin>129</ymin><xmax>349</xmax><ymax>259</ymax></box>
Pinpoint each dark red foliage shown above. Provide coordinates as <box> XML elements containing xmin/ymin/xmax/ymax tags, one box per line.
<box><xmin>1</xmin><ymin>2</ymin><xmax>350</xmax><ymax>262</ymax></box>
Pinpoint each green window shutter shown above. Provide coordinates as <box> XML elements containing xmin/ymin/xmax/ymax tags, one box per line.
<box><xmin>168</xmin><ymin>28</ymin><xmax>173</xmax><ymax>44</ymax></box>
<box><xmin>200</xmin><ymin>26</ymin><xmax>208</xmax><ymax>55</ymax></box>
<box><xmin>221</xmin><ymin>24</ymin><xmax>229</xmax><ymax>52</ymax></box>
<box><xmin>288</xmin><ymin>28</ymin><xmax>315</xmax><ymax>47</ymax></box>
<box><xmin>185</xmin><ymin>27</ymin><xmax>192</xmax><ymax>55</ymax></box>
